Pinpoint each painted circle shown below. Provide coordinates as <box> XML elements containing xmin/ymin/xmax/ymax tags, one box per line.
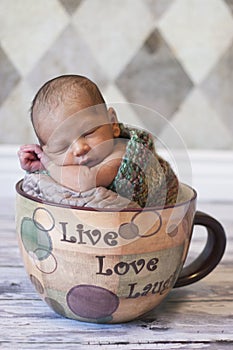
<box><xmin>30</xmin><ymin>275</ymin><xmax>44</xmax><ymax>294</ymax></box>
<box><xmin>67</xmin><ymin>285</ymin><xmax>119</xmax><ymax>319</ymax></box>
<box><xmin>33</xmin><ymin>207</ymin><xmax>55</xmax><ymax>232</ymax></box>
<box><xmin>166</xmin><ymin>224</ymin><xmax>179</xmax><ymax>237</ymax></box>
<box><xmin>45</xmin><ymin>297</ymin><xmax>66</xmax><ymax>317</ymax></box>
<box><xmin>132</xmin><ymin>211</ymin><xmax>162</xmax><ymax>237</ymax></box>
<box><xmin>33</xmin><ymin>249</ymin><xmax>57</xmax><ymax>274</ymax></box>
<box><xmin>21</xmin><ymin>217</ymin><xmax>52</xmax><ymax>260</ymax></box>
<box><xmin>118</xmin><ymin>222</ymin><xmax>139</xmax><ymax>239</ymax></box>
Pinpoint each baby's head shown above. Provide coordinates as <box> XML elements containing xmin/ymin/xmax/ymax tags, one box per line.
<box><xmin>31</xmin><ymin>75</ymin><xmax>121</xmax><ymax>166</ymax></box>
<box><xmin>31</xmin><ymin>75</ymin><xmax>109</xmax><ymax>144</ymax></box>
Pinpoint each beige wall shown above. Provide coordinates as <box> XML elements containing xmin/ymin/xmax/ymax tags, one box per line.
<box><xmin>0</xmin><ymin>0</ymin><xmax>233</xmax><ymax>149</ymax></box>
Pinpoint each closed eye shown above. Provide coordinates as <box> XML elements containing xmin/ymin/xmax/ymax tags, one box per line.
<box><xmin>83</xmin><ymin>126</ymin><xmax>100</xmax><ymax>138</ymax></box>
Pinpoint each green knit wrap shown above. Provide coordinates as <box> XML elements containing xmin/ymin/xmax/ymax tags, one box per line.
<box><xmin>109</xmin><ymin>124</ymin><xmax>179</xmax><ymax>208</ymax></box>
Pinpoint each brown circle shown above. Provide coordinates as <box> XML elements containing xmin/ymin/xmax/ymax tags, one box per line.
<box><xmin>166</xmin><ymin>224</ymin><xmax>179</xmax><ymax>237</ymax></box>
<box><xmin>118</xmin><ymin>222</ymin><xmax>139</xmax><ymax>239</ymax></box>
<box><xmin>30</xmin><ymin>275</ymin><xmax>44</xmax><ymax>294</ymax></box>
<box><xmin>45</xmin><ymin>297</ymin><xmax>66</xmax><ymax>317</ymax></box>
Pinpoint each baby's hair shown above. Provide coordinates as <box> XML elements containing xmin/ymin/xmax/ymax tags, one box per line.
<box><xmin>30</xmin><ymin>75</ymin><xmax>107</xmax><ymax>144</ymax></box>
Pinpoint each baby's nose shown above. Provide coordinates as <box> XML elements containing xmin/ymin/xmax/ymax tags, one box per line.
<box><xmin>72</xmin><ymin>138</ymin><xmax>91</xmax><ymax>157</ymax></box>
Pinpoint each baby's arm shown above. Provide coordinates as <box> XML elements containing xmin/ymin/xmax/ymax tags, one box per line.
<box><xmin>42</xmin><ymin>140</ymin><xmax>126</xmax><ymax>192</ymax></box>
<box><xmin>18</xmin><ymin>144</ymin><xmax>44</xmax><ymax>173</ymax></box>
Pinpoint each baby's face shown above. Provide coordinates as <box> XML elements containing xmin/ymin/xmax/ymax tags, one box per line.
<box><xmin>43</xmin><ymin>105</ymin><xmax>119</xmax><ymax>167</ymax></box>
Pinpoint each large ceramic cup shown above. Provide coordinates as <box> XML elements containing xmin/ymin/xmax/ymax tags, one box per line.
<box><xmin>16</xmin><ymin>181</ymin><xmax>226</xmax><ymax>323</ymax></box>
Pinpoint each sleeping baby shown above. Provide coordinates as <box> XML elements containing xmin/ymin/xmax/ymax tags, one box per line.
<box><xmin>18</xmin><ymin>74</ymin><xmax>179</xmax><ymax>208</ymax></box>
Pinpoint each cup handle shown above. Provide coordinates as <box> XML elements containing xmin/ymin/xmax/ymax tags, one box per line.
<box><xmin>174</xmin><ymin>211</ymin><xmax>226</xmax><ymax>288</ymax></box>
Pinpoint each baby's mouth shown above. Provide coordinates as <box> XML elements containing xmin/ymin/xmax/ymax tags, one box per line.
<box><xmin>77</xmin><ymin>158</ymin><xmax>90</xmax><ymax>165</ymax></box>
<box><xmin>77</xmin><ymin>157</ymin><xmax>97</xmax><ymax>167</ymax></box>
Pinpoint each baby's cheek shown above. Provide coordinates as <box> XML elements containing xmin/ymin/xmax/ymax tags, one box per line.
<box><xmin>98</xmin><ymin>139</ymin><xmax>114</xmax><ymax>155</ymax></box>
<box><xmin>44</xmin><ymin>152</ymin><xmax>64</xmax><ymax>166</ymax></box>
<box><xmin>59</xmin><ymin>153</ymin><xmax>74</xmax><ymax>166</ymax></box>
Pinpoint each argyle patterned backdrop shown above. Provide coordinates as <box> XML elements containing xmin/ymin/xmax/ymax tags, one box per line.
<box><xmin>0</xmin><ymin>0</ymin><xmax>233</xmax><ymax>149</ymax></box>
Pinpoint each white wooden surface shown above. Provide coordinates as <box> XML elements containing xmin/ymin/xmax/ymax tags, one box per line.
<box><xmin>0</xmin><ymin>197</ymin><xmax>232</xmax><ymax>350</ymax></box>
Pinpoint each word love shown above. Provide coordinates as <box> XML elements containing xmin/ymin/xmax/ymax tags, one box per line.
<box><xmin>96</xmin><ymin>255</ymin><xmax>159</xmax><ymax>276</ymax></box>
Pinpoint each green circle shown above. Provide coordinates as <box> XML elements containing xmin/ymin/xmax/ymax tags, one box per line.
<box><xmin>21</xmin><ymin>217</ymin><xmax>52</xmax><ymax>260</ymax></box>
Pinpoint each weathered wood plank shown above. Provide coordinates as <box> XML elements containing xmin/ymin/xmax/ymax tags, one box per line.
<box><xmin>1</xmin><ymin>343</ymin><xmax>233</xmax><ymax>350</ymax></box>
<box><xmin>1</xmin><ymin>299</ymin><xmax>232</xmax><ymax>343</ymax></box>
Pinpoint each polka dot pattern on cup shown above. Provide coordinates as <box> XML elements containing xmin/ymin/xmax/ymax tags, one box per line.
<box><xmin>67</xmin><ymin>284</ymin><xmax>119</xmax><ymax>320</ymax></box>
<box><xmin>21</xmin><ymin>217</ymin><xmax>52</xmax><ymax>260</ymax></box>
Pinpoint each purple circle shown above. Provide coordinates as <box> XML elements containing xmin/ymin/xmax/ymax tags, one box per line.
<box><xmin>67</xmin><ymin>284</ymin><xmax>119</xmax><ymax>319</ymax></box>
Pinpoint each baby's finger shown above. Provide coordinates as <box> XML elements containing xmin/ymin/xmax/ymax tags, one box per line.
<box><xmin>20</xmin><ymin>144</ymin><xmax>42</xmax><ymax>153</ymax></box>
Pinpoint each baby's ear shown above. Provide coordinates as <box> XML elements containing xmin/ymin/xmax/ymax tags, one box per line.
<box><xmin>108</xmin><ymin>107</ymin><xmax>120</xmax><ymax>138</ymax></box>
<box><xmin>108</xmin><ymin>107</ymin><xmax>118</xmax><ymax>122</ymax></box>
<box><xmin>112</xmin><ymin>123</ymin><xmax>121</xmax><ymax>138</ymax></box>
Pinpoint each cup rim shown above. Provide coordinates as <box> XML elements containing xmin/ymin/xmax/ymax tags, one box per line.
<box><xmin>15</xmin><ymin>179</ymin><xmax>197</xmax><ymax>213</ymax></box>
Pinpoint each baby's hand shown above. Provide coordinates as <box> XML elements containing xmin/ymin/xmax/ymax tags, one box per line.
<box><xmin>18</xmin><ymin>144</ymin><xmax>44</xmax><ymax>172</ymax></box>
<box><xmin>39</xmin><ymin>151</ymin><xmax>51</xmax><ymax>170</ymax></box>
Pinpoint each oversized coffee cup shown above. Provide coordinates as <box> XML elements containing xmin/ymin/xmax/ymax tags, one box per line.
<box><xmin>15</xmin><ymin>181</ymin><xmax>226</xmax><ymax>323</ymax></box>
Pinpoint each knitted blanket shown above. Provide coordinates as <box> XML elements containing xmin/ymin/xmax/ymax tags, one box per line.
<box><xmin>109</xmin><ymin>125</ymin><xmax>179</xmax><ymax>208</ymax></box>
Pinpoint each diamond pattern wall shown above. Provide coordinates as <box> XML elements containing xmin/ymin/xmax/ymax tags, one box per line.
<box><xmin>116</xmin><ymin>29</ymin><xmax>193</xmax><ymax>123</ymax></box>
<box><xmin>0</xmin><ymin>0</ymin><xmax>232</xmax><ymax>149</ymax></box>
<box><xmin>158</xmin><ymin>0</ymin><xmax>233</xmax><ymax>84</ymax></box>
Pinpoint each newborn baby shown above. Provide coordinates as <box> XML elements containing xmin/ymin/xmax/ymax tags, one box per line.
<box><xmin>18</xmin><ymin>74</ymin><xmax>179</xmax><ymax>208</ymax></box>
